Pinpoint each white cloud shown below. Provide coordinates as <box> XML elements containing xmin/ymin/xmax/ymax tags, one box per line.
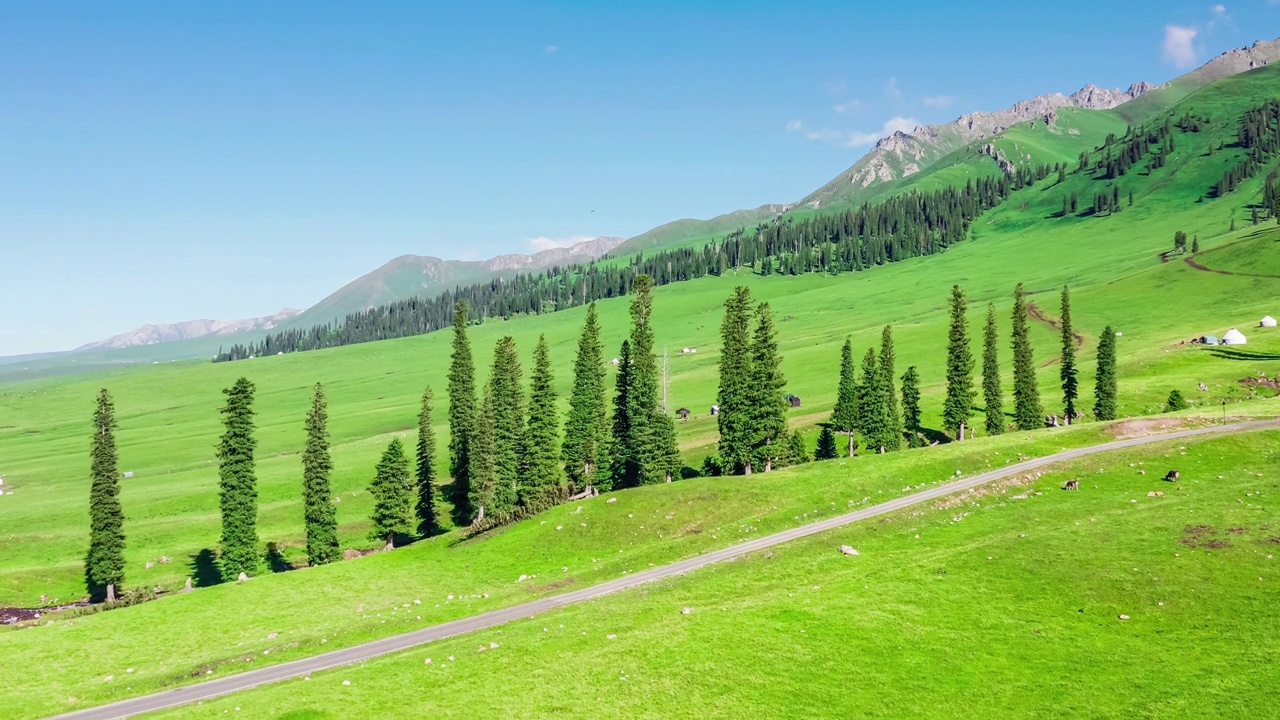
<box><xmin>833</xmin><ymin>99</ymin><xmax>862</xmax><ymax>114</ymax></box>
<box><xmin>922</xmin><ymin>95</ymin><xmax>954</xmax><ymax>108</ymax></box>
<box><xmin>544</xmin><ymin>45</ymin><xmax>559</xmax><ymax>54</ymax></box>
<box><xmin>885</xmin><ymin>77</ymin><xmax>901</xmax><ymax>99</ymax></box>
<box><xmin>823</xmin><ymin>79</ymin><xmax>848</xmax><ymax>96</ymax></box>
<box><xmin>1162</xmin><ymin>24</ymin><xmax>1199</xmax><ymax>68</ymax></box>
<box><xmin>1206</xmin><ymin>4</ymin><xmax>1232</xmax><ymax>30</ymax></box>
<box><xmin>847</xmin><ymin>116</ymin><xmax>919</xmax><ymax>146</ymax></box>
<box><xmin>788</xmin><ymin>116</ymin><xmax>919</xmax><ymax>147</ymax></box>
<box><xmin>528</xmin><ymin>235</ymin><xmax>592</xmax><ymax>252</ymax></box>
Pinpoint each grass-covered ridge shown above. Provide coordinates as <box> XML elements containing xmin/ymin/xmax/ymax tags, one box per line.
<box><xmin>151</xmin><ymin>427</ymin><xmax>1280</xmax><ymax>718</ymax></box>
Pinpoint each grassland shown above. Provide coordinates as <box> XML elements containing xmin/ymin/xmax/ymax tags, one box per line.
<box><xmin>149</xmin><ymin>427</ymin><xmax>1279</xmax><ymax>718</ymax></box>
<box><xmin>1</xmin><ymin>59</ymin><xmax>1279</xmax><ymax>720</ymax></box>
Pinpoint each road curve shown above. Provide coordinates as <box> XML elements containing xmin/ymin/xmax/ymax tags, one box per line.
<box><xmin>50</xmin><ymin>418</ymin><xmax>1280</xmax><ymax>720</ymax></box>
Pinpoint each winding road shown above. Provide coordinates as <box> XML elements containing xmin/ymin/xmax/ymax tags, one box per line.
<box><xmin>51</xmin><ymin>418</ymin><xmax>1280</xmax><ymax>720</ymax></box>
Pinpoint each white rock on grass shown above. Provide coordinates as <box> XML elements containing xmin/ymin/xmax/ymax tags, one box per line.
<box><xmin>607</xmin><ymin>634</ymin><xmax>617</xmax><ymax>640</ymax></box>
<box><xmin>342</xmin><ymin>680</ymin><xmax>351</xmax><ymax>686</ymax></box>
<box><xmin>1118</xmin><ymin>614</ymin><xmax>1130</xmax><ymax>620</ymax></box>
<box><xmin>838</xmin><ymin>545</ymin><xmax>859</xmax><ymax>556</ymax></box>
<box><xmin>681</xmin><ymin>607</ymin><xmax>692</xmax><ymax>615</ymax></box>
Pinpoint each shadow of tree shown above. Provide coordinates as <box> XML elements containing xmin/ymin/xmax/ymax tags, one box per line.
<box><xmin>1209</xmin><ymin>347</ymin><xmax>1280</xmax><ymax>361</ymax></box>
<box><xmin>189</xmin><ymin>549</ymin><xmax>222</xmax><ymax>587</ymax></box>
<box><xmin>265</xmin><ymin>542</ymin><xmax>293</xmax><ymax>573</ymax></box>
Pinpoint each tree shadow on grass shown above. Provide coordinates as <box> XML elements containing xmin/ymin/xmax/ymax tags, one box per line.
<box><xmin>265</xmin><ymin>542</ymin><xmax>293</xmax><ymax>573</ymax></box>
<box><xmin>189</xmin><ymin>549</ymin><xmax>222</xmax><ymax>587</ymax></box>
<box><xmin>1209</xmin><ymin>347</ymin><xmax>1280</xmax><ymax>361</ymax></box>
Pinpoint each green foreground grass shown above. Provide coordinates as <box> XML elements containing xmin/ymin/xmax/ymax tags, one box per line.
<box><xmin>154</xmin><ymin>427</ymin><xmax>1280</xmax><ymax>719</ymax></box>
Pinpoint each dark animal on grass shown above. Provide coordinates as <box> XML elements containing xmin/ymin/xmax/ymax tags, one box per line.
<box><xmin>1063</xmin><ymin>479</ymin><xmax>1080</xmax><ymax>491</ymax></box>
<box><xmin>1164</xmin><ymin>470</ymin><xmax>1180</xmax><ymax>482</ymax></box>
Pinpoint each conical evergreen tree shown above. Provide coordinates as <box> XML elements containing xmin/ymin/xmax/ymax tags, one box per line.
<box><xmin>942</xmin><ymin>285</ymin><xmax>974</xmax><ymax>440</ymax></box>
<box><xmin>520</xmin><ymin>335</ymin><xmax>563</xmax><ymax>510</ymax></box>
<box><xmin>717</xmin><ymin>286</ymin><xmax>755</xmax><ymax>473</ymax></box>
<box><xmin>786</xmin><ymin>431</ymin><xmax>807</xmax><ymax>466</ymax></box>
<box><xmin>829</xmin><ymin>337</ymin><xmax>858</xmax><ymax>457</ymax></box>
<box><xmin>814</xmin><ymin>426</ymin><xmax>840</xmax><ymax>460</ymax></box>
<box><xmin>562</xmin><ymin>304</ymin><xmax>608</xmax><ymax>493</ymax></box>
<box><xmin>1059</xmin><ymin>285</ymin><xmax>1079</xmax><ymax>423</ymax></box>
<box><xmin>609</xmin><ymin>339</ymin><xmax>633</xmax><ymax>488</ymax></box>
<box><xmin>302</xmin><ymin>383</ymin><xmax>339</xmax><ymax>566</ymax></box>
<box><xmin>488</xmin><ymin>336</ymin><xmax>524</xmax><ymax>515</ymax></box>
<box><xmin>857</xmin><ymin>346</ymin><xmax>883</xmax><ymax>451</ymax></box>
<box><xmin>877</xmin><ymin>326</ymin><xmax>902</xmax><ymax>452</ymax></box>
<box><xmin>982</xmin><ymin>303</ymin><xmax>1005</xmax><ymax>436</ymax></box>
<box><xmin>86</xmin><ymin>388</ymin><xmax>125</xmax><ymax>602</ymax></box>
<box><xmin>415</xmin><ymin>386</ymin><xmax>439</xmax><ymax>536</ymax></box>
<box><xmin>626</xmin><ymin>275</ymin><xmax>681</xmax><ymax>484</ymax></box>
<box><xmin>217</xmin><ymin>377</ymin><xmax>259</xmax><ymax>579</ymax></box>
<box><xmin>468</xmin><ymin>387</ymin><xmax>498</xmax><ymax>522</ymax></box>
<box><xmin>1011</xmin><ymin>283</ymin><xmax>1043</xmax><ymax>430</ymax></box>
<box><xmin>447</xmin><ymin>301</ymin><xmax>477</xmax><ymax>522</ymax></box>
<box><xmin>368</xmin><ymin>438</ymin><xmax>414</xmax><ymax>548</ymax></box>
<box><xmin>901</xmin><ymin>366</ymin><xmax>922</xmax><ymax>444</ymax></box>
<box><xmin>1094</xmin><ymin>326</ymin><xmax>1119</xmax><ymax>421</ymax></box>
<box><xmin>747</xmin><ymin>303</ymin><xmax>788</xmax><ymax>472</ymax></box>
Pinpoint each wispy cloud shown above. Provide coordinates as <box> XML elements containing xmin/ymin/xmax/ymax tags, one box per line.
<box><xmin>788</xmin><ymin>116</ymin><xmax>919</xmax><ymax>147</ymax></box>
<box><xmin>833</xmin><ymin>99</ymin><xmax>862</xmax><ymax>114</ymax></box>
<box><xmin>885</xmin><ymin>77</ymin><xmax>901</xmax><ymax>99</ymax></box>
<box><xmin>1162</xmin><ymin>24</ymin><xmax>1199</xmax><ymax>68</ymax></box>
<box><xmin>544</xmin><ymin>45</ymin><xmax>560</xmax><ymax>54</ymax></box>
<box><xmin>528</xmin><ymin>235</ymin><xmax>592</xmax><ymax>252</ymax></box>
<box><xmin>922</xmin><ymin>95</ymin><xmax>954</xmax><ymax>108</ymax></box>
<box><xmin>823</xmin><ymin>79</ymin><xmax>848</xmax><ymax>96</ymax></box>
<box><xmin>848</xmin><ymin>116</ymin><xmax>919</xmax><ymax>146</ymax></box>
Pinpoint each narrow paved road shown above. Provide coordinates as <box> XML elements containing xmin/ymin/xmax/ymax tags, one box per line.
<box><xmin>52</xmin><ymin>418</ymin><xmax>1280</xmax><ymax>720</ymax></box>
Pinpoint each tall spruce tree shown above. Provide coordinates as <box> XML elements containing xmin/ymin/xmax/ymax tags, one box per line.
<box><xmin>562</xmin><ymin>304</ymin><xmax>609</xmax><ymax>492</ymax></box>
<box><xmin>468</xmin><ymin>386</ymin><xmax>498</xmax><ymax>522</ymax></box>
<box><xmin>1059</xmin><ymin>285</ymin><xmax>1079</xmax><ymax>423</ymax></box>
<box><xmin>814</xmin><ymin>426</ymin><xmax>840</xmax><ymax>461</ymax></box>
<box><xmin>368</xmin><ymin>438</ymin><xmax>414</xmax><ymax>548</ymax></box>
<box><xmin>217</xmin><ymin>377</ymin><xmax>259</xmax><ymax>579</ymax></box>
<box><xmin>877</xmin><ymin>326</ymin><xmax>903</xmax><ymax>452</ymax></box>
<box><xmin>626</xmin><ymin>275</ymin><xmax>681</xmax><ymax>484</ymax></box>
<box><xmin>1094</xmin><ymin>326</ymin><xmax>1119</xmax><ymax>421</ymax></box>
<box><xmin>520</xmin><ymin>335</ymin><xmax>562</xmax><ymax>509</ymax></box>
<box><xmin>857</xmin><ymin>346</ymin><xmax>883</xmax><ymax>450</ymax></box>
<box><xmin>415</xmin><ymin>387</ymin><xmax>439</xmax><ymax>536</ymax></box>
<box><xmin>717</xmin><ymin>286</ymin><xmax>755</xmax><ymax>473</ymax></box>
<box><xmin>609</xmin><ymin>339</ymin><xmax>633</xmax><ymax>488</ymax></box>
<box><xmin>488</xmin><ymin>337</ymin><xmax>524</xmax><ymax>516</ymax></box>
<box><xmin>447</xmin><ymin>301</ymin><xmax>477</xmax><ymax>522</ymax></box>
<box><xmin>942</xmin><ymin>285</ymin><xmax>975</xmax><ymax>440</ymax></box>
<box><xmin>982</xmin><ymin>303</ymin><xmax>1005</xmax><ymax>436</ymax></box>
<box><xmin>302</xmin><ymin>384</ymin><xmax>339</xmax><ymax>566</ymax></box>
<box><xmin>829</xmin><ymin>337</ymin><xmax>858</xmax><ymax>457</ymax></box>
<box><xmin>901</xmin><ymin>366</ymin><xmax>922</xmax><ymax>444</ymax></box>
<box><xmin>747</xmin><ymin>303</ymin><xmax>788</xmax><ymax>472</ymax></box>
<box><xmin>86</xmin><ymin>388</ymin><xmax>125</xmax><ymax>602</ymax></box>
<box><xmin>1011</xmin><ymin>283</ymin><xmax>1043</xmax><ymax>430</ymax></box>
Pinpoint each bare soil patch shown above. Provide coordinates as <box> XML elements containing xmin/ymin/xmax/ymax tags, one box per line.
<box><xmin>1108</xmin><ymin>418</ymin><xmax>1187</xmax><ymax>439</ymax></box>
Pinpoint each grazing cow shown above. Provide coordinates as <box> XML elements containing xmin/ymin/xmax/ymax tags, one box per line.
<box><xmin>1163</xmin><ymin>470</ymin><xmax>1180</xmax><ymax>482</ymax></box>
<box><xmin>1063</xmin><ymin>479</ymin><xmax>1080</xmax><ymax>491</ymax></box>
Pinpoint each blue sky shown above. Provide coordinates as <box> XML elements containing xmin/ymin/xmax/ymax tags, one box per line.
<box><xmin>1</xmin><ymin>0</ymin><xmax>1274</xmax><ymax>354</ymax></box>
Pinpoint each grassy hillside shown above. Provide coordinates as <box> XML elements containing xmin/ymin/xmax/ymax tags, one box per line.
<box><xmin>608</xmin><ymin>204</ymin><xmax>782</xmax><ymax>255</ymax></box>
<box><xmin>4</xmin><ymin>73</ymin><xmax>1280</xmax><ymax>605</ymax></box>
<box><xmin>149</xmin><ymin>428</ymin><xmax>1280</xmax><ymax>719</ymax></box>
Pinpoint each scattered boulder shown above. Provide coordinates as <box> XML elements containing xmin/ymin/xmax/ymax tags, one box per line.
<box><xmin>237</xmin><ymin>572</ymin><xmax>249</xmax><ymax>583</ymax></box>
<box><xmin>1147</xmin><ymin>491</ymin><xmax>1164</xmax><ymax>497</ymax></box>
<box><xmin>183</xmin><ymin>578</ymin><xmax>193</xmax><ymax>592</ymax></box>
<box><xmin>606</xmin><ymin>497</ymin><xmax>617</xmax><ymax>504</ymax></box>
<box><xmin>681</xmin><ymin>607</ymin><xmax>692</xmax><ymax>615</ymax></box>
<box><xmin>1118</xmin><ymin>614</ymin><xmax>1130</xmax><ymax>620</ymax></box>
<box><xmin>267</xmin><ymin>632</ymin><xmax>278</xmax><ymax>640</ymax></box>
<box><xmin>1164</xmin><ymin>470</ymin><xmax>1181</xmax><ymax>482</ymax></box>
<box><xmin>838</xmin><ymin>545</ymin><xmax>859</xmax><ymax>556</ymax></box>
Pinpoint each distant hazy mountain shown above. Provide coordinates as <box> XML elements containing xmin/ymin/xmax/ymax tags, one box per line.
<box><xmin>76</xmin><ymin>308</ymin><xmax>303</xmax><ymax>351</ymax></box>
<box><xmin>290</xmin><ymin>236</ymin><xmax>625</xmax><ymax>326</ymax></box>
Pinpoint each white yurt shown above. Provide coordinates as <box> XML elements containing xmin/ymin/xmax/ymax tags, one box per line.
<box><xmin>1261</xmin><ymin>315</ymin><xmax>1277</xmax><ymax>328</ymax></box>
<box><xmin>1222</xmin><ymin>328</ymin><xmax>1248</xmax><ymax>345</ymax></box>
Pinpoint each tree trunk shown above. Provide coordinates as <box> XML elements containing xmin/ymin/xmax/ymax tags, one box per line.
<box><xmin>847</xmin><ymin>433</ymin><xmax>855</xmax><ymax>457</ymax></box>
<box><xmin>959</xmin><ymin>422</ymin><xmax>966</xmax><ymax>441</ymax></box>
<box><xmin>764</xmin><ymin>458</ymin><xmax>773</xmax><ymax>472</ymax></box>
<box><xmin>744</xmin><ymin>462</ymin><xmax>753</xmax><ymax>475</ymax></box>
<box><xmin>106</xmin><ymin>583</ymin><xmax>116</xmax><ymax>603</ymax></box>
<box><xmin>384</xmin><ymin>533</ymin><xmax>395</xmax><ymax>551</ymax></box>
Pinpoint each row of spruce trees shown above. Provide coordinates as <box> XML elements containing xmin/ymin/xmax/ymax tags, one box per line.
<box><xmin>82</xmin><ymin>276</ymin><xmax>1120</xmax><ymax>600</ymax></box>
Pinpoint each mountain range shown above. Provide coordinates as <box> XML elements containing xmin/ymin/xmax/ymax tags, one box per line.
<box><xmin>11</xmin><ymin>37</ymin><xmax>1280</xmax><ymax>367</ymax></box>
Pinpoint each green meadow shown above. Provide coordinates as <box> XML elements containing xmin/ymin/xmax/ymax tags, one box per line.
<box><xmin>148</xmin><ymin>428</ymin><xmax>1280</xmax><ymax>719</ymax></box>
<box><xmin>0</xmin><ymin>58</ymin><xmax>1279</xmax><ymax>720</ymax></box>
